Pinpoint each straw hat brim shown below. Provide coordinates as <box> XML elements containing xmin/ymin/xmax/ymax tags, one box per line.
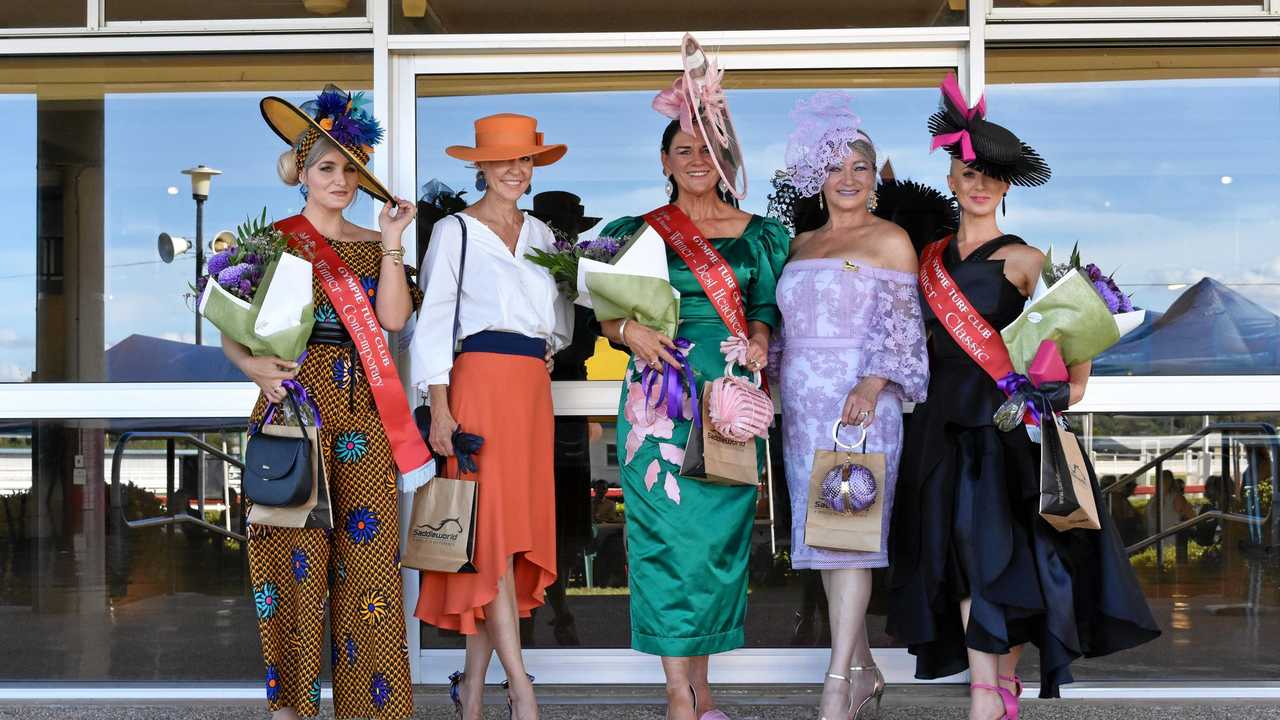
<box><xmin>261</xmin><ymin>95</ymin><xmax>393</xmax><ymax>203</ymax></box>
<box><xmin>445</xmin><ymin>144</ymin><xmax>567</xmax><ymax>167</ymax></box>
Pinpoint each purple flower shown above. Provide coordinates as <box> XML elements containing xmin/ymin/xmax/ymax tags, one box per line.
<box><xmin>217</xmin><ymin>262</ymin><xmax>252</xmax><ymax>286</ymax></box>
<box><xmin>196</xmin><ymin>275</ymin><xmax>209</xmax><ymax>294</ymax></box>
<box><xmin>1084</xmin><ymin>263</ymin><xmax>1104</xmax><ymax>282</ymax></box>
<box><xmin>239</xmin><ymin>279</ymin><xmax>254</xmax><ymax>296</ymax></box>
<box><xmin>206</xmin><ymin>251</ymin><xmax>233</xmax><ymax>276</ymax></box>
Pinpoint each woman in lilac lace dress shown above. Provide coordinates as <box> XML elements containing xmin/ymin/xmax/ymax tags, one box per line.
<box><xmin>772</xmin><ymin>93</ymin><xmax>928</xmax><ymax>720</ymax></box>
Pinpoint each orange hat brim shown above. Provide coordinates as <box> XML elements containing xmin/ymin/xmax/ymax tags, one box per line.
<box><xmin>261</xmin><ymin>95</ymin><xmax>393</xmax><ymax>203</ymax></box>
<box><xmin>445</xmin><ymin>143</ymin><xmax>567</xmax><ymax>167</ymax></box>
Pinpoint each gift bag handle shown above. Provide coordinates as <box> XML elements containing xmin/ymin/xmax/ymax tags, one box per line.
<box><xmin>831</xmin><ymin>420</ymin><xmax>868</xmax><ymax>453</ymax></box>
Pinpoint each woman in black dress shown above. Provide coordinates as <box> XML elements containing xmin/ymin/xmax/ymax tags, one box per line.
<box><xmin>886</xmin><ymin>75</ymin><xmax>1160</xmax><ymax>720</ymax></box>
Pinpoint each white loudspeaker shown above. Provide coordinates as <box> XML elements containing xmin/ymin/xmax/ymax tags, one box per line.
<box><xmin>158</xmin><ymin>233</ymin><xmax>192</xmax><ymax>263</ymax></box>
<box><xmin>211</xmin><ymin>231</ymin><xmax>237</xmax><ymax>253</ymax></box>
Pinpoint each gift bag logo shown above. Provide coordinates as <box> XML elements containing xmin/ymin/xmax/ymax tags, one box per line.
<box><xmin>412</xmin><ymin>517</ymin><xmax>464</xmax><ymax>544</ymax></box>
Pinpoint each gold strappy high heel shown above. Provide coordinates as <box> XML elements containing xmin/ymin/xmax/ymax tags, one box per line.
<box><xmin>848</xmin><ymin>664</ymin><xmax>885</xmax><ymax>720</ymax></box>
<box><xmin>820</xmin><ymin>673</ymin><xmax>849</xmax><ymax>720</ymax></box>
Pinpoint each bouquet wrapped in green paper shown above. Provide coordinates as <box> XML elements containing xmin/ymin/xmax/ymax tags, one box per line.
<box><xmin>1001</xmin><ymin>244</ymin><xmax>1145</xmax><ymax>373</ymax></box>
<box><xmin>528</xmin><ymin>223</ymin><xmax>680</xmax><ymax>338</ymax></box>
<box><xmin>192</xmin><ymin>209</ymin><xmax>315</xmax><ymax>361</ymax></box>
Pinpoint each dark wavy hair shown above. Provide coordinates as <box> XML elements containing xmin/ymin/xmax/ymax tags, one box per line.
<box><xmin>660</xmin><ymin>119</ymin><xmax>737</xmax><ymax>207</ymax></box>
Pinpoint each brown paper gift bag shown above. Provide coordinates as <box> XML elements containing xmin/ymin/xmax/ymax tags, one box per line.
<box><xmin>1039</xmin><ymin>420</ymin><xmax>1101</xmax><ymax>532</ymax></box>
<box><xmin>804</xmin><ymin>422</ymin><xmax>886</xmax><ymax>553</ymax></box>
<box><xmin>247</xmin><ymin>423</ymin><xmax>333</xmax><ymax>529</ymax></box>
<box><xmin>403</xmin><ymin>469</ymin><xmax>479</xmax><ymax>574</ymax></box>
<box><xmin>680</xmin><ymin>395</ymin><xmax>759</xmax><ymax>486</ymax></box>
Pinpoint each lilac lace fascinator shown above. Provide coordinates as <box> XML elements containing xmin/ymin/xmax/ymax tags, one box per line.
<box><xmin>784</xmin><ymin>91</ymin><xmax>874</xmax><ymax>199</ymax></box>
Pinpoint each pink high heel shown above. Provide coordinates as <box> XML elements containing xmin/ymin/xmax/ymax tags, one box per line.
<box><xmin>971</xmin><ymin>682</ymin><xmax>1019</xmax><ymax>720</ymax></box>
<box><xmin>998</xmin><ymin>674</ymin><xmax>1023</xmax><ymax>717</ymax></box>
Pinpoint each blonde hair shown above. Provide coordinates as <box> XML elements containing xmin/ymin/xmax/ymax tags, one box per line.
<box><xmin>277</xmin><ymin>131</ymin><xmax>342</xmax><ymax>187</ymax></box>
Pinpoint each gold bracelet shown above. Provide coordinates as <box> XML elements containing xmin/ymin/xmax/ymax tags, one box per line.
<box><xmin>381</xmin><ymin>246</ymin><xmax>405</xmax><ymax>260</ymax></box>
<box><xmin>618</xmin><ymin>319</ymin><xmax>630</xmax><ymax>345</ymax></box>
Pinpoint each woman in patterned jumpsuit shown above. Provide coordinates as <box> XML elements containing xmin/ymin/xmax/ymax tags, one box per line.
<box><xmin>222</xmin><ymin>87</ymin><xmax>423</xmax><ymax>720</ymax></box>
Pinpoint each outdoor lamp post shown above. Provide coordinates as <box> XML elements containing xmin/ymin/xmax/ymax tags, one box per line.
<box><xmin>181</xmin><ymin>165</ymin><xmax>222</xmax><ymax>345</ymax></box>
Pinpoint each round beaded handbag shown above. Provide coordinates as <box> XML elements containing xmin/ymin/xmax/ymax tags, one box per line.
<box><xmin>820</xmin><ymin>421</ymin><xmax>877</xmax><ymax>514</ymax></box>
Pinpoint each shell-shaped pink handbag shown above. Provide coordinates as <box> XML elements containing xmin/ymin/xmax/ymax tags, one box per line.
<box><xmin>706</xmin><ymin>362</ymin><xmax>774</xmax><ymax>442</ymax></box>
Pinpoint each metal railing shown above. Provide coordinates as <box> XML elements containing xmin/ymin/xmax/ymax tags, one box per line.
<box><xmin>1098</xmin><ymin>422</ymin><xmax>1278</xmax><ymax>559</ymax></box>
<box><xmin>109</xmin><ymin>431</ymin><xmax>246</xmax><ymax>542</ymax></box>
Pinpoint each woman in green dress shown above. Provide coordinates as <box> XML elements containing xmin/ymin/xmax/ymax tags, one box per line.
<box><xmin>596</xmin><ymin>107</ymin><xmax>789</xmax><ymax>719</ymax></box>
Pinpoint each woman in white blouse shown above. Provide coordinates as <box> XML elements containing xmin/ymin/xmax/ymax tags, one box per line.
<box><xmin>409</xmin><ymin>113</ymin><xmax>572</xmax><ymax>720</ymax></box>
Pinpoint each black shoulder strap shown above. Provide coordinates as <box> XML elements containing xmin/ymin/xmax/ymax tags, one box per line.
<box><xmin>969</xmin><ymin>234</ymin><xmax>1026</xmax><ymax>263</ymax></box>
<box><xmin>450</xmin><ymin>214</ymin><xmax>467</xmax><ymax>349</ymax></box>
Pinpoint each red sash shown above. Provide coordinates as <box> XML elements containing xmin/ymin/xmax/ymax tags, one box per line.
<box><xmin>643</xmin><ymin>204</ymin><xmax>749</xmax><ymax>338</ymax></box>
<box><xmin>918</xmin><ymin>235</ymin><xmax>1015</xmax><ymax>382</ymax></box>
<box><xmin>276</xmin><ymin>214</ymin><xmax>434</xmax><ymax>483</ymax></box>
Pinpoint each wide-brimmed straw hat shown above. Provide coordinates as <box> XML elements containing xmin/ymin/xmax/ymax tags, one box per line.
<box><xmin>261</xmin><ymin>84</ymin><xmax>392</xmax><ymax>202</ymax></box>
<box><xmin>445</xmin><ymin>113</ymin><xmax>566</xmax><ymax>166</ymax></box>
<box><xmin>928</xmin><ymin>72</ymin><xmax>1051</xmax><ymax>188</ymax></box>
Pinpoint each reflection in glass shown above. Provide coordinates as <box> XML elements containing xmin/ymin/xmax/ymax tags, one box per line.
<box><xmin>392</xmin><ymin>0</ymin><xmax>963</xmax><ymax>34</ymax></box>
<box><xmin>986</xmin><ymin>77</ymin><xmax>1280</xmax><ymax>375</ymax></box>
<box><xmin>0</xmin><ymin>418</ymin><xmax>259</xmax><ymax>680</ymax></box>
<box><xmin>0</xmin><ymin>1</ymin><xmax>85</xmax><ymax>28</ymax></box>
<box><xmin>1</xmin><ymin>54</ymin><xmax>374</xmax><ymax>383</ymax></box>
<box><xmin>105</xmin><ymin>0</ymin><xmax>367</xmax><ymax>21</ymax></box>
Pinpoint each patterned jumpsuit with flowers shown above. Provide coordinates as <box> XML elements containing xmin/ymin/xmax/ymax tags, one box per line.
<box><xmin>246</xmin><ymin>239</ymin><xmax>421</xmax><ymax>719</ymax></box>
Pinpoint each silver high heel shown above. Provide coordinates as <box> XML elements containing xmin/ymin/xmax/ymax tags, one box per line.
<box><xmin>848</xmin><ymin>664</ymin><xmax>885</xmax><ymax>720</ymax></box>
<box><xmin>820</xmin><ymin>673</ymin><xmax>849</xmax><ymax>720</ymax></box>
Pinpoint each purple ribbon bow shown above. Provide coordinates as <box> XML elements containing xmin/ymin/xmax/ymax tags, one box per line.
<box><xmin>640</xmin><ymin>337</ymin><xmax>700</xmax><ymax>428</ymax></box>
<box><xmin>996</xmin><ymin>371</ymin><xmax>1042</xmax><ymax>426</ymax></box>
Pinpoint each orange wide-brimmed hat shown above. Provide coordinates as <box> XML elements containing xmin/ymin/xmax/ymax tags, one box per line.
<box><xmin>445</xmin><ymin>113</ymin><xmax>566</xmax><ymax>166</ymax></box>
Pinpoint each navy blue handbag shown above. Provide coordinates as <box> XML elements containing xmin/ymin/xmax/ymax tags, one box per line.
<box><xmin>244</xmin><ymin>391</ymin><xmax>313</xmax><ymax>507</ymax></box>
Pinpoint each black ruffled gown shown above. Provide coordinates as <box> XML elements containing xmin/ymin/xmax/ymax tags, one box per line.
<box><xmin>886</xmin><ymin>235</ymin><xmax>1160</xmax><ymax>698</ymax></box>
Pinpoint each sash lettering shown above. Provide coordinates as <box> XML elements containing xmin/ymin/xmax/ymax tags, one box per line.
<box><xmin>643</xmin><ymin>204</ymin><xmax>749</xmax><ymax>339</ymax></box>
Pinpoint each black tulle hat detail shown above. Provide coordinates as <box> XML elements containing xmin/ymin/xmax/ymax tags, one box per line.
<box><xmin>928</xmin><ymin>72</ymin><xmax>1051</xmax><ymax>188</ymax></box>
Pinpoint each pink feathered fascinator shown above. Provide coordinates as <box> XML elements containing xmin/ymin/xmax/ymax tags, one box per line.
<box><xmin>651</xmin><ymin>33</ymin><xmax>747</xmax><ymax>199</ymax></box>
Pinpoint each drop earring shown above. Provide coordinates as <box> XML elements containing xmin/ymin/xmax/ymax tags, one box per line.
<box><xmin>474</xmin><ymin>170</ymin><xmax>486</xmax><ymax>192</ymax></box>
<box><xmin>299</xmin><ymin>185</ymin><xmax>309</xmax><ymax>201</ymax></box>
<box><xmin>664</xmin><ymin>176</ymin><xmax>675</xmax><ymax>200</ymax></box>
<box><xmin>817</xmin><ymin>193</ymin><xmax>825</xmax><ymax>211</ymax></box>
<box><xmin>717</xmin><ymin>179</ymin><xmax>729</xmax><ymax>195</ymax></box>
<box><xmin>525</xmin><ymin>182</ymin><xmax>532</xmax><ymax>196</ymax></box>
<box><xmin>1001</xmin><ymin>195</ymin><xmax>1007</xmax><ymax>216</ymax></box>
<box><xmin>866</xmin><ymin>189</ymin><xmax>879</xmax><ymax>212</ymax></box>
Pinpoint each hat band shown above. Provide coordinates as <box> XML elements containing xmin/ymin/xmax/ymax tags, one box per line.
<box><xmin>474</xmin><ymin>128</ymin><xmax>544</xmax><ymax>148</ymax></box>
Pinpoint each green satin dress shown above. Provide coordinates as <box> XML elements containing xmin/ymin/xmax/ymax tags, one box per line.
<box><xmin>603</xmin><ymin>213</ymin><xmax>790</xmax><ymax>656</ymax></box>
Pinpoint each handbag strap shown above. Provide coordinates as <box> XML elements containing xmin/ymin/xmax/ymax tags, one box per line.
<box><xmin>255</xmin><ymin>385</ymin><xmax>312</xmax><ymax>436</ymax></box>
<box><xmin>450</xmin><ymin>214</ymin><xmax>468</xmax><ymax>350</ymax></box>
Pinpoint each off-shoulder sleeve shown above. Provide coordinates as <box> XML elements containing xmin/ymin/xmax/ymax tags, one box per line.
<box><xmin>862</xmin><ymin>274</ymin><xmax>929</xmax><ymax>403</ymax></box>
<box><xmin>746</xmin><ymin>216</ymin><xmax>791</xmax><ymax>330</ymax></box>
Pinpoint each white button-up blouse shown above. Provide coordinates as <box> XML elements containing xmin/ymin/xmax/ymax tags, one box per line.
<box><xmin>409</xmin><ymin>212</ymin><xmax>573</xmax><ymax>392</ymax></box>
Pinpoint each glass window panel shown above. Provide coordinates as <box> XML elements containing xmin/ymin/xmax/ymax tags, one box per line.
<box><xmin>0</xmin><ymin>52</ymin><xmax>372</xmax><ymax>383</ymax></box>
<box><xmin>417</xmin><ymin>72</ymin><xmax>949</xmax><ymax>648</ymax></box>
<box><xmin>995</xmin><ymin>0</ymin><xmax>1255</xmax><ymax>7</ymax></box>
<box><xmin>0</xmin><ymin>1</ymin><xmax>86</xmax><ymax>28</ymax></box>
<box><xmin>105</xmin><ymin>0</ymin><xmax>367</xmax><ymax>22</ymax></box>
<box><xmin>1032</xmin><ymin>412</ymin><xmax>1279</xmax><ymax>681</ymax></box>
<box><xmin>986</xmin><ymin>49</ymin><xmax>1280</xmax><ymax>376</ymax></box>
<box><xmin>0</xmin><ymin>418</ymin><xmax>260</xmax><ymax>680</ymax></box>
<box><xmin>392</xmin><ymin>0</ymin><xmax>964</xmax><ymax>34</ymax></box>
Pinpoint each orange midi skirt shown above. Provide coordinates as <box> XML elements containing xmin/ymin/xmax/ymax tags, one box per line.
<box><xmin>415</xmin><ymin>351</ymin><xmax>557</xmax><ymax>634</ymax></box>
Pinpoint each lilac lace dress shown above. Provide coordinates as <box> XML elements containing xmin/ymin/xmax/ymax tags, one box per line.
<box><xmin>773</xmin><ymin>259</ymin><xmax>928</xmax><ymax>569</ymax></box>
